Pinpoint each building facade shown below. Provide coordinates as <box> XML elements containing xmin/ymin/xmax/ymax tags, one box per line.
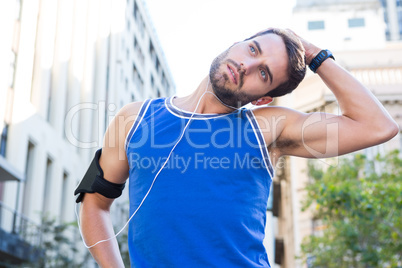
<box><xmin>271</xmin><ymin>0</ymin><xmax>402</xmax><ymax>267</ymax></box>
<box><xmin>0</xmin><ymin>0</ymin><xmax>174</xmax><ymax>265</ymax></box>
<box><xmin>381</xmin><ymin>0</ymin><xmax>402</xmax><ymax>41</ymax></box>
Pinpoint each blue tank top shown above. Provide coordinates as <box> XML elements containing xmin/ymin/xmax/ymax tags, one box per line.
<box><xmin>125</xmin><ymin>97</ymin><xmax>274</xmax><ymax>267</ymax></box>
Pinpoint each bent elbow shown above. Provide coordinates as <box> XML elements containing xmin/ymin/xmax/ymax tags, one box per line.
<box><xmin>377</xmin><ymin>120</ymin><xmax>399</xmax><ymax>143</ymax></box>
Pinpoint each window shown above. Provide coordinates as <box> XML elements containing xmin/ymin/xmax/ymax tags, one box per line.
<box><xmin>162</xmin><ymin>73</ymin><xmax>170</xmax><ymax>93</ymax></box>
<box><xmin>0</xmin><ymin>124</ymin><xmax>8</xmax><ymax>157</ymax></box>
<box><xmin>308</xmin><ymin>20</ymin><xmax>325</xmax><ymax>30</ymax></box>
<box><xmin>22</xmin><ymin>141</ymin><xmax>35</xmax><ymax>216</ymax></box>
<box><xmin>133</xmin><ymin>64</ymin><xmax>144</xmax><ymax>92</ymax></box>
<box><xmin>134</xmin><ymin>36</ymin><xmax>138</xmax><ymax>48</ymax></box>
<box><xmin>0</xmin><ymin>181</ymin><xmax>4</xmax><ymax>202</ymax></box>
<box><xmin>348</xmin><ymin>18</ymin><xmax>365</xmax><ymax>28</ymax></box>
<box><xmin>134</xmin><ymin>37</ymin><xmax>145</xmax><ymax>64</ymax></box>
<box><xmin>155</xmin><ymin>57</ymin><xmax>160</xmax><ymax>72</ymax></box>
<box><xmin>59</xmin><ymin>172</ymin><xmax>68</xmax><ymax>223</ymax></box>
<box><xmin>47</xmin><ymin>75</ymin><xmax>53</xmax><ymax>123</ymax></box>
<box><xmin>266</xmin><ymin>185</ymin><xmax>273</xmax><ymax>211</ymax></box>
<box><xmin>312</xmin><ymin>218</ymin><xmax>326</xmax><ymax>236</ymax></box>
<box><xmin>149</xmin><ymin>42</ymin><xmax>160</xmax><ymax>72</ymax></box>
<box><xmin>134</xmin><ymin>4</ymin><xmax>145</xmax><ymax>37</ymax></box>
<box><xmin>42</xmin><ymin>157</ymin><xmax>53</xmax><ymax>217</ymax></box>
<box><xmin>133</xmin><ymin>1</ymin><xmax>138</xmax><ymax>19</ymax></box>
<box><xmin>398</xmin><ymin>9</ymin><xmax>402</xmax><ymax>37</ymax></box>
<box><xmin>149</xmin><ymin>42</ymin><xmax>154</xmax><ymax>55</ymax></box>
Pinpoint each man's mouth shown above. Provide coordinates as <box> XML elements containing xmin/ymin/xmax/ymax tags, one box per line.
<box><xmin>227</xmin><ymin>65</ymin><xmax>237</xmax><ymax>85</ymax></box>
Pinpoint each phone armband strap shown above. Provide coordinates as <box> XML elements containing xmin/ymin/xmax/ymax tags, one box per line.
<box><xmin>74</xmin><ymin>149</ymin><xmax>126</xmax><ymax>203</ymax></box>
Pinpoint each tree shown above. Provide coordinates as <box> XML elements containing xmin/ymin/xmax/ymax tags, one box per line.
<box><xmin>8</xmin><ymin>215</ymin><xmax>92</xmax><ymax>268</ymax></box>
<box><xmin>38</xmin><ymin>215</ymin><xmax>97</xmax><ymax>267</ymax></box>
<box><xmin>301</xmin><ymin>150</ymin><xmax>402</xmax><ymax>267</ymax></box>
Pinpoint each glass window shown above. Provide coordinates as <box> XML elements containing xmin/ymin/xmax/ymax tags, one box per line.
<box><xmin>308</xmin><ymin>20</ymin><xmax>325</xmax><ymax>30</ymax></box>
<box><xmin>133</xmin><ymin>1</ymin><xmax>138</xmax><ymax>19</ymax></box>
<box><xmin>133</xmin><ymin>64</ymin><xmax>143</xmax><ymax>92</ymax></box>
<box><xmin>42</xmin><ymin>157</ymin><xmax>53</xmax><ymax>216</ymax></box>
<box><xmin>348</xmin><ymin>18</ymin><xmax>365</xmax><ymax>28</ymax></box>
<box><xmin>0</xmin><ymin>124</ymin><xmax>9</xmax><ymax>157</ymax></box>
<box><xmin>22</xmin><ymin>141</ymin><xmax>35</xmax><ymax>215</ymax></box>
<box><xmin>398</xmin><ymin>10</ymin><xmax>402</xmax><ymax>37</ymax></box>
<box><xmin>60</xmin><ymin>172</ymin><xmax>68</xmax><ymax>223</ymax></box>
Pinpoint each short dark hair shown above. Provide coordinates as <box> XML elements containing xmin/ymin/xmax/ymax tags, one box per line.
<box><xmin>244</xmin><ymin>28</ymin><xmax>306</xmax><ymax>98</ymax></box>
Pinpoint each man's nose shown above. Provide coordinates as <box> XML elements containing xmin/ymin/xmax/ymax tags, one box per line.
<box><xmin>239</xmin><ymin>60</ymin><xmax>258</xmax><ymax>75</ymax></box>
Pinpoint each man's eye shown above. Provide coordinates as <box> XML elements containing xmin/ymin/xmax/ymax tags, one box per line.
<box><xmin>250</xmin><ymin>46</ymin><xmax>256</xmax><ymax>54</ymax></box>
<box><xmin>261</xmin><ymin>69</ymin><xmax>267</xmax><ymax>80</ymax></box>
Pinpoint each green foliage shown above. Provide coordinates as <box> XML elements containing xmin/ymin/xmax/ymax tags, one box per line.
<box><xmin>301</xmin><ymin>150</ymin><xmax>402</xmax><ymax>267</ymax></box>
<box><xmin>36</xmin><ymin>203</ymin><xmax>132</xmax><ymax>267</ymax></box>
<box><xmin>12</xmin><ymin>215</ymin><xmax>92</xmax><ymax>268</ymax></box>
<box><xmin>36</xmin><ymin>215</ymin><xmax>91</xmax><ymax>267</ymax></box>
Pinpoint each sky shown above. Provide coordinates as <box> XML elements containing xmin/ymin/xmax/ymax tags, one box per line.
<box><xmin>145</xmin><ymin>0</ymin><xmax>296</xmax><ymax>96</ymax></box>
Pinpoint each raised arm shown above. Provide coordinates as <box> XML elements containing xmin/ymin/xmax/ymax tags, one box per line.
<box><xmin>264</xmin><ymin>33</ymin><xmax>399</xmax><ymax>160</ymax></box>
<box><xmin>79</xmin><ymin>102</ymin><xmax>142</xmax><ymax>267</ymax></box>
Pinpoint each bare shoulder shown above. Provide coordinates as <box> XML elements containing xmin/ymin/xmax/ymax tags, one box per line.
<box><xmin>118</xmin><ymin>101</ymin><xmax>144</xmax><ymax>118</ymax></box>
<box><xmin>117</xmin><ymin>101</ymin><xmax>145</xmax><ymax>138</ymax></box>
<box><xmin>99</xmin><ymin>101</ymin><xmax>145</xmax><ymax>184</ymax></box>
<box><xmin>102</xmin><ymin>101</ymin><xmax>145</xmax><ymax>155</ymax></box>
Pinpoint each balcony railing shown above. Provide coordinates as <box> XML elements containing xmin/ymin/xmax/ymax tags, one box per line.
<box><xmin>0</xmin><ymin>200</ymin><xmax>44</xmax><ymax>264</ymax></box>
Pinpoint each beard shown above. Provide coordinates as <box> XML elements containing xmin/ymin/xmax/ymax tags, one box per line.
<box><xmin>209</xmin><ymin>48</ymin><xmax>262</xmax><ymax>108</ymax></box>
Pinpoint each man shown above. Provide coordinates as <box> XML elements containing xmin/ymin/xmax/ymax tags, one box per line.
<box><xmin>76</xmin><ymin>28</ymin><xmax>398</xmax><ymax>267</ymax></box>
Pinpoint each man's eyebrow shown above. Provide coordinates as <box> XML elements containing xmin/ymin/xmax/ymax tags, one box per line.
<box><xmin>253</xmin><ymin>40</ymin><xmax>274</xmax><ymax>85</ymax></box>
<box><xmin>265</xmin><ymin>64</ymin><xmax>274</xmax><ymax>85</ymax></box>
<box><xmin>253</xmin><ymin>40</ymin><xmax>263</xmax><ymax>55</ymax></box>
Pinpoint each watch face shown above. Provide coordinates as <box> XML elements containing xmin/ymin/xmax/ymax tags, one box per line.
<box><xmin>319</xmin><ymin>50</ymin><xmax>328</xmax><ymax>59</ymax></box>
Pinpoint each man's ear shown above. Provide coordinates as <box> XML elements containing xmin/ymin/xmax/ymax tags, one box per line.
<box><xmin>252</xmin><ymin>96</ymin><xmax>273</xmax><ymax>106</ymax></box>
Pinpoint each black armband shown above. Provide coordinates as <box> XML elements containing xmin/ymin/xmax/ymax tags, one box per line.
<box><xmin>74</xmin><ymin>149</ymin><xmax>126</xmax><ymax>203</ymax></box>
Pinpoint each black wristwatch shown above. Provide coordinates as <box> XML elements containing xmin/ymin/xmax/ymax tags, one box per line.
<box><xmin>309</xmin><ymin>49</ymin><xmax>335</xmax><ymax>73</ymax></box>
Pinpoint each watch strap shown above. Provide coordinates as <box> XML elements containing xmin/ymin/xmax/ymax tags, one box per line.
<box><xmin>309</xmin><ymin>49</ymin><xmax>335</xmax><ymax>73</ymax></box>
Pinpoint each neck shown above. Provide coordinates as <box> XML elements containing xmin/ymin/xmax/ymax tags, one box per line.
<box><xmin>174</xmin><ymin>76</ymin><xmax>237</xmax><ymax>114</ymax></box>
